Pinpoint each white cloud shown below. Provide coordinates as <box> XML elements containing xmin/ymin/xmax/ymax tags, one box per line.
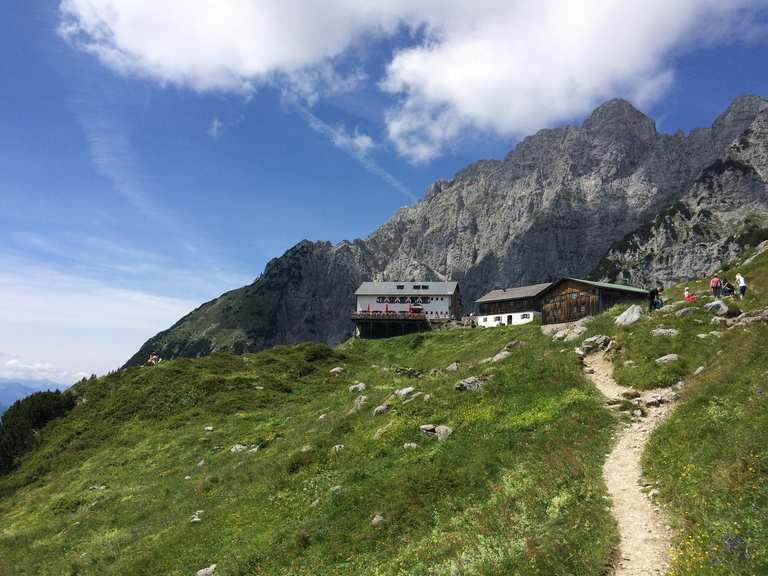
<box><xmin>59</xmin><ymin>0</ymin><xmax>768</xmax><ymax>161</ymax></box>
<box><xmin>0</xmin><ymin>257</ymin><xmax>200</xmax><ymax>383</ymax></box>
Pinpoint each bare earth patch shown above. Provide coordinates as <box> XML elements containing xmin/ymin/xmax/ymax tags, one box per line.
<box><xmin>586</xmin><ymin>352</ymin><xmax>676</xmax><ymax>576</ymax></box>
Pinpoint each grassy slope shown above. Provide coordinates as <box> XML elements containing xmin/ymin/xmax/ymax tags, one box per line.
<box><xmin>0</xmin><ymin>325</ymin><xmax>616</xmax><ymax>576</ymax></box>
<box><xmin>582</xmin><ymin>243</ymin><xmax>768</xmax><ymax>575</ymax></box>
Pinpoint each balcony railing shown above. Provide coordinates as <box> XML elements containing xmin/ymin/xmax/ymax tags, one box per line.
<box><xmin>351</xmin><ymin>310</ymin><xmax>429</xmax><ymax>321</ymax></box>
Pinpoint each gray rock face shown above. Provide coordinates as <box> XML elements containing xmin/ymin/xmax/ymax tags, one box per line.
<box><xmin>594</xmin><ymin>96</ymin><xmax>768</xmax><ymax>286</ymax></box>
<box><xmin>125</xmin><ymin>96</ymin><xmax>768</xmax><ymax>366</ymax></box>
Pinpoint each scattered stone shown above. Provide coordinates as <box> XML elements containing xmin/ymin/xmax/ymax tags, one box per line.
<box><xmin>581</xmin><ymin>335</ymin><xmax>613</xmax><ymax>353</ymax></box>
<box><xmin>709</xmin><ymin>331</ymin><xmax>722</xmax><ymax>338</ymax></box>
<box><xmin>623</xmin><ymin>360</ymin><xmax>636</xmax><ymax>367</ymax></box>
<box><xmin>348</xmin><ymin>395</ymin><xmax>369</xmax><ymax>414</ymax></box>
<box><xmin>564</xmin><ymin>325</ymin><xmax>588</xmax><ymax>341</ymax></box>
<box><xmin>655</xmin><ymin>354</ymin><xmax>680</xmax><ymax>365</ymax></box>
<box><xmin>651</xmin><ymin>328</ymin><xmax>679</xmax><ymax>337</ymax></box>
<box><xmin>648</xmin><ymin>489</ymin><xmax>660</xmax><ymax>499</ymax></box>
<box><xmin>693</xmin><ymin>366</ymin><xmax>705</xmax><ymax>376</ymax></box>
<box><xmin>300</xmin><ymin>444</ymin><xmax>313</xmax><ymax>453</ymax></box>
<box><xmin>229</xmin><ymin>444</ymin><xmax>247</xmax><ymax>453</ymax></box>
<box><xmin>330</xmin><ymin>485</ymin><xmax>343</xmax><ymax>496</ymax></box>
<box><xmin>331</xmin><ymin>444</ymin><xmax>344</xmax><ymax>454</ymax></box>
<box><xmin>184</xmin><ymin>475</ymin><xmax>192</xmax><ymax>480</ymax></box>
<box><xmin>373</xmin><ymin>420</ymin><xmax>394</xmax><ymax>440</ymax></box>
<box><xmin>615</xmin><ymin>304</ymin><xmax>643</xmax><ymax>327</ymax></box>
<box><xmin>696</xmin><ymin>333</ymin><xmax>709</xmax><ymax>339</ymax></box>
<box><xmin>329</xmin><ymin>366</ymin><xmax>345</xmax><ymax>375</ymax></box>
<box><xmin>584</xmin><ymin>367</ymin><xmax>595</xmax><ymax>374</ymax></box>
<box><xmin>435</xmin><ymin>425</ymin><xmax>453</xmax><ymax>441</ymax></box>
<box><xmin>672</xmin><ymin>381</ymin><xmax>686</xmax><ymax>391</ymax></box>
<box><xmin>632</xmin><ymin>410</ymin><xmax>644</xmax><ymax>417</ymax></box>
<box><xmin>704</xmin><ymin>300</ymin><xmax>729</xmax><ymax>316</ymax></box>
<box><xmin>349</xmin><ymin>382</ymin><xmax>366</xmax><ymax>393</ymax></box>
<box><xmin>574</xmin><ymin>347</ymin><xmax>586</xmax><ymax>358</ymax></box>
<box><xmin>446</xmin><ymin>361</ymin><xmax>460</xmax><ymax>371</ymax></box>
<box><xmin>403</xmin><ymin>442</ymin><xmax>420</xmax><ymax>450</ymax></box>
<box><xmin>490</xmin><ymin>349</ymin><xmax>512</xmax><ymax>363</ymax></box>
<box><xmin>191</xmin><ymin>510</ymin><xmax>204</xmax><ymax>523</ymax></box>
<box><xmin>394</xmin><ymin>386</ymin><xmax>416</xmax><ymax>397</ymax></box>
<box><xmin>551</xmin><ymin>329</ymin><xmax>569</xmax><ymax>341</ymax></box>
<box><xmin>711</xmin><ymin>316</ymin><xmax>729</xmax><ymax>326</ymax></box>
<box><xmin>196</xmin><ymin>564</ymin><xmax>217</xmax><ymax>576</ymax></box>
<box><xmin>371</xmin><ymin>514</ymin><xmax>385</xmax><ymax>526</ymax></box>
<box><xmin>372</xmin><ymin>404</ymin><xmax>390</xmax><ymax>416</ymax></box>
<box><xmin>675</xmin><ymin>307</ymin><xmax>697</xmax><ymax>318</ymax></box>
<box><xmin>455</xmin><ymin>376</ymin><xmax>487</xmax><ymax>392</ymax></box>
<box><xmin>392</xmin><ymin>366</ymin><xmax>423</xmax><ymax>378</ymax></box>
<box><xmin>402</xmin><ymin>391</ymin><xmax>424</xmax><ymax>404</ymax></box>
<box><xmin>318</xmin><ymin>413</ymin><xmax>330</xmax><ymax>421</ymax></box>
<box><xmin>621</xmin><ymin>390</ymin><xmax>640</xmax><ymax>399</ymax></box>
<box><xmin>422</xmin><ymin>394</ymin><xmax>432</xmax><ymax>402</ymax></box>
<box><xmin>204</xmin><ymin>426</ymin><xmax>214</xmax><ymax>432</ymax></box>
<box><xmin>309</xmin><ymin>499</ymin><xmax>320</xmax><ymax>508</ymax></box>
<box><xmin>197</xmin><ymin>459</ymin><xmax>205</xmax><ymax>468</ymax></box>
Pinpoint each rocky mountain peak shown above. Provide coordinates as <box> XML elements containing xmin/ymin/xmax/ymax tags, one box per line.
<box><xmin>582</xmin><ymin>98</ymin><xmax>657</xmax><ymax>144</ymax></box>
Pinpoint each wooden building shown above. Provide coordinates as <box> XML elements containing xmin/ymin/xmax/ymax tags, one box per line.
<box><xmin>476</xmin><ymin>278</ymin><xmax>647</xmax><ymax>326</ymax></box>
<box><xmin>352</xmin><ymin>281</ymin><xmax>461</xmax><ymax>338</ymax></box>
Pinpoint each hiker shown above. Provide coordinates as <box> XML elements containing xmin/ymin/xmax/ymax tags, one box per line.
<box><xmin>736</xmin><ymin>273</ymin><xmax>747</xmax><ymax>300</ymax></box>
<box><xmin>648</xmin><ymin>285</ymin><xmax>664</xmax><ymax>313</ymax></box>
<box><xmin>146</xmin><ymin>351</ymin><xmax>160</xmax><ymax>366</ymax></box>
<box><xmin>721</xmin><ymin>278</ymin><xmax>735</xmax><ymax>297</ymax></box>
<box><xmin>684</xmin><ymin>287</ymin><xmax>697</xmax><ymax>302</ymax></box>
<box><xmin>710</xmin><ymin>274</ymin><xmax>722</xmax><ymax>298</ymax></box>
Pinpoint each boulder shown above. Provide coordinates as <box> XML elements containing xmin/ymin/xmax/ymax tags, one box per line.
<box><xmin>708</xmin><ymin>331</ymin><xmax>722</xmax><ymax>338</ymax></box>
<box><xmin>446</xmin><ymin>362</ymin><xmax>460</xmax><ymax>372</ymax></box>
<box><xmin>402</xmin><ymin>391</ymin><xmax>424</xmax><ymax>404</ymax></box>
<box><xmin>455</xmin><ymin>376</ymin><xmax>486</xmax><ymax>392</ymax></box>
<box><xmin>229</xmin><ymin>444</ymin><xmax>247</xmax><ymax>453</ymax></box>
<box><xmin>204</xmin><ymin>426</ymin><xmax>214</xmax><ymax>432</ymax></box>
<box><xmin>394</xmin><ymin>386</ymin><xmax>416</xmax><ymax>397</ymax></box>
<box><xmin>371</xmin><ymin>514</ymin><xmax>385</xmax><ymax>526</ymax></box>
<box><xmin>490</xmin><ymin>349</ymin><xmax>512</xmax><ymax>363</ymax></box>
<box><xmin>551</xmin><ymin>329</ymin><xmax>569</xmax><ymax>341</ymax></box>
<box><xmin>655</xmin><ymin>354</ymin><xmax>680</xmax><ymax>365</ymax></box>
<box><xmin>196</xmin><ymin>565</ymin><xmax>217</xmax><ymax>576</ymax></box>
<box><xmin>651</xmin><ymin>328</ymin><xmax>679</xmax><ymax>337</ymax></box>
<box><xmin>331</xmin><ymin>444</ymin><xmax>344</xmax><ymax>454</ymax></box>
<box><xmin>403</xmin><ymin>442</ymin><xmax>420</xmax><ymax>450</ymax></box>
<box><xmin>693</xmin><ymin>366</ymin><xmax>705</xmax><ymax>376</ymax></box>
<box><xmin>372</xmin><ymin>404</ymin><xmax>389</xmax><ymax>416</ymax></box>
<box><xmin>435</xmin><ymin>425</ymin><xmax>453</xmax><ymax>441</ymax></box>
<box><xmin>197</xmin><ymin>459</ymin><xmax>205</xmax><ymax>467</ymax></box>
<box><xmin>632</xmin><ymin>410</ymin><xmax>644</xmax><ymax>417</ymax></box>
<box><xmin>349</xmin><ymin>382</ymin><xmax>366</xmax><ymax>393</ymax></box>
<box><xmin>615</xmin><ymin>304</ymin><xmax>644</xmax><ymax>327</ymax></box>
<box><xmin>581</xmin><ymin>335</ymin><xmax>612</xmax><ymax>353</ymax></box>
<box><xmin>704</xmin><ymin>300</ymin><xmax>730</xmax><ymax>316</ymax></box>
<box><xmin>675</xmin><ymin>307</ymin><xmax>697</xmax><ymax>318</ymax></box>
<box><xmin>329</xmin><ymin>367</ymin><xmax>345</xmax><ymax>375</ymax></box>
<box><xmin>564</xmin><ymin>325</ymin><xmax>588</xmax><ymax>341</ymax></box>
<box><xmin>348</xmin><ymin>395</ymin><xmax>368</xmax><ymax>414</ymax></box>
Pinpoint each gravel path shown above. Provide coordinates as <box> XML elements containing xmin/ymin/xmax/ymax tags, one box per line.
<box><xmin>585</xmin><ymin>353</ymin><xmax>675</xmax><ymax>576</ymax></box>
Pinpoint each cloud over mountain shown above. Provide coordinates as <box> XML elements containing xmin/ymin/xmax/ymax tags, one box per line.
<box><xmin>59</xmin><ymin>0</ymin><xmax>767</xmax><ymax>160</ymax></box>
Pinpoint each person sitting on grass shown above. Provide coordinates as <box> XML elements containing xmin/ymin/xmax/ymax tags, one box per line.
<box><xmin>684</xmin><ymin>287</ymin><xmax>697</xmax><ymax>302</ymax></box>
<box><xmin>648</xmin><ymin>285</ymin><xmax>664</xmax><ymax>313</ymax></box>
<box><xmin>721</xmin><ymin>278</ymin><xmax>735</xmax><ymax>297</ymax></box>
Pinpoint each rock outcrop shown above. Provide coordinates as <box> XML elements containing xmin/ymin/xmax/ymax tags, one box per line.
<box><xmin>125</xmin><ymin>96</ymin><xmax>768</xmax><ymax>366</ymax></box>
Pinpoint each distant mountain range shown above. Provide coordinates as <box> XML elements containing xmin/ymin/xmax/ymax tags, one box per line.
<box><xmin>125</xmin><ymin>95</ymin><xmax>768</xmax><ymax>367</ymax></box>
<box><xmin>0</xmin><ymin>379</ymin><xmax>65</xmax><ymax>415</ymax></box>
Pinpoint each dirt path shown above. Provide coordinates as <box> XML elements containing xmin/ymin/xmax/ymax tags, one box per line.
<box><xmin>585</xmin><ymin>353</ymin><xmax>676</xmax><ymax>576</ymax></box>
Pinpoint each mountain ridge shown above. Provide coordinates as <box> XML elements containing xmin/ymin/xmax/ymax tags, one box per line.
<box><xmin>125</xmin><ymin>95</ymin><xmax>768</xmax><ymax>367</ymax></box>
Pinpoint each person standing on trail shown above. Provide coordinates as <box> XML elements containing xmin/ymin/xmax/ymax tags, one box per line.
<box><xmin>648</xmin><ymin>285</ymin><xmax>663</xmax><ymax>313</ymax></box>
<box><xmin>736</xmin><ymin>273</ymin><xmax>747</xmax><ymax>300</ymax></box>
<box><xmin>710</xmin><ymin>274</ymin><xmax>722</xmax><ymax>298</ymax></box>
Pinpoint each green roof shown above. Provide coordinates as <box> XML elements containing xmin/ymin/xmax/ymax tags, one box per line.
<box><xmin>562</xmin><ymin>278</ymin><xmax>648</xmax><ymax>295</ymax></box>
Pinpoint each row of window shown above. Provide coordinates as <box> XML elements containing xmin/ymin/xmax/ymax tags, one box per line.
<box><xmin>481</xmin><ymin>313</ymin><xmax>531</xmax><ymax>323</ymax></box>
<box><xmin>375</xmin><ymin>296</ymin><xmax>445</xmax><ymax>304</ymax></box>
<box><xmin>396</xmin><ymin>284</ymin><xmax>430</xmax><ymax>290</ymax></box>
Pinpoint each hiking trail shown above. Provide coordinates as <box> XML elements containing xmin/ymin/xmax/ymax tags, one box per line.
<box><xmin>585</xmin><ymin>352</ymin><xmax>676</xmax><ymax>576</ymax></box>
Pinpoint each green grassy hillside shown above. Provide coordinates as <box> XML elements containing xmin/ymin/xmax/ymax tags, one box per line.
<box><xmin>4</xmin><ymin>242</ymin><xmax>768</xmax><ymax>576</ymax></box>
<box><xmin>0</xmin><ymin>326</ymin><xmax>616</xmax><ymax>575</ymax></box>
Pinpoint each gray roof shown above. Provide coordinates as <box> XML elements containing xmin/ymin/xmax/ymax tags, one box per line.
<box><xmin>559</xmin><ymin>278</ymin><xmax>649</xmax><ymax>295</ymax></box>
<box><xmin>355</xmin><ymin>281</ymin><xmax>459</xmax><ymax>296</ymax></box>
<box><xmin>476</xmin><ymin>282</ymin><xmax>553</xmax><ymax>303</ymax></box>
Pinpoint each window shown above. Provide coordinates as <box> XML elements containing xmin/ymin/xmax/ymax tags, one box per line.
<box><xmin>376</xmin><ymin>297</ymin><xmax>385</xmax><ymax>303</ymax></box>
<box><xmin>396</xmin><ymin>285</ymin><xmax>404</xmax><ymax>290</ymax></box>
<box><xmin>521</xmin><ymin>313</ymin><xmax>530</xmax><ymax>319</ymax></box>
<box><xmin>482</xmin><ymin>317</ymin><xmax>487</xmax><ymax>323</ymax></box>
<box><xmin>413</xmin><ymin>285</ymin><xmax>421</xmax><ymax>290</ymax></box>
<box><xmin>422</xmin><ymin>285</ymin><xmax>429</xmax><ymax>289</ymax></box>
<box><xmin>494</xmin><ymin>316</ymin><xmax>501</xmax><ymax>322</ymax></box>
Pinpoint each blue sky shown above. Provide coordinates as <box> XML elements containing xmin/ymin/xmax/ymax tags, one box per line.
<box><xmin>2</xmin><ymin>0</ymin><xmax>768</xmax><ymax>385</ymax></box>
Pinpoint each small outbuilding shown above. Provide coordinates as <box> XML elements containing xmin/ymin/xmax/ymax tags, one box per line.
<box><xmin>476</xmin><ymin>278</ymin><xmax>648</xmax><ymax>326</ymax></box>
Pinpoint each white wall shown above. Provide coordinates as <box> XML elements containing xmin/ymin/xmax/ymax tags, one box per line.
<box><xmin>356</xmin><ymin>294</ymin><xmax>453</xmax><ymax>318</ymax></box>
<box><xmin>477</xmin><ymin>311</ymin><xmax>539</xmax><ymax>327</ymax></box>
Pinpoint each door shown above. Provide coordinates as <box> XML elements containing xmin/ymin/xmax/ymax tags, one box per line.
<box><xmin>506</xmin><ymin>315</ymin><xmax>513</xmax><ymax>325</ymax></box>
